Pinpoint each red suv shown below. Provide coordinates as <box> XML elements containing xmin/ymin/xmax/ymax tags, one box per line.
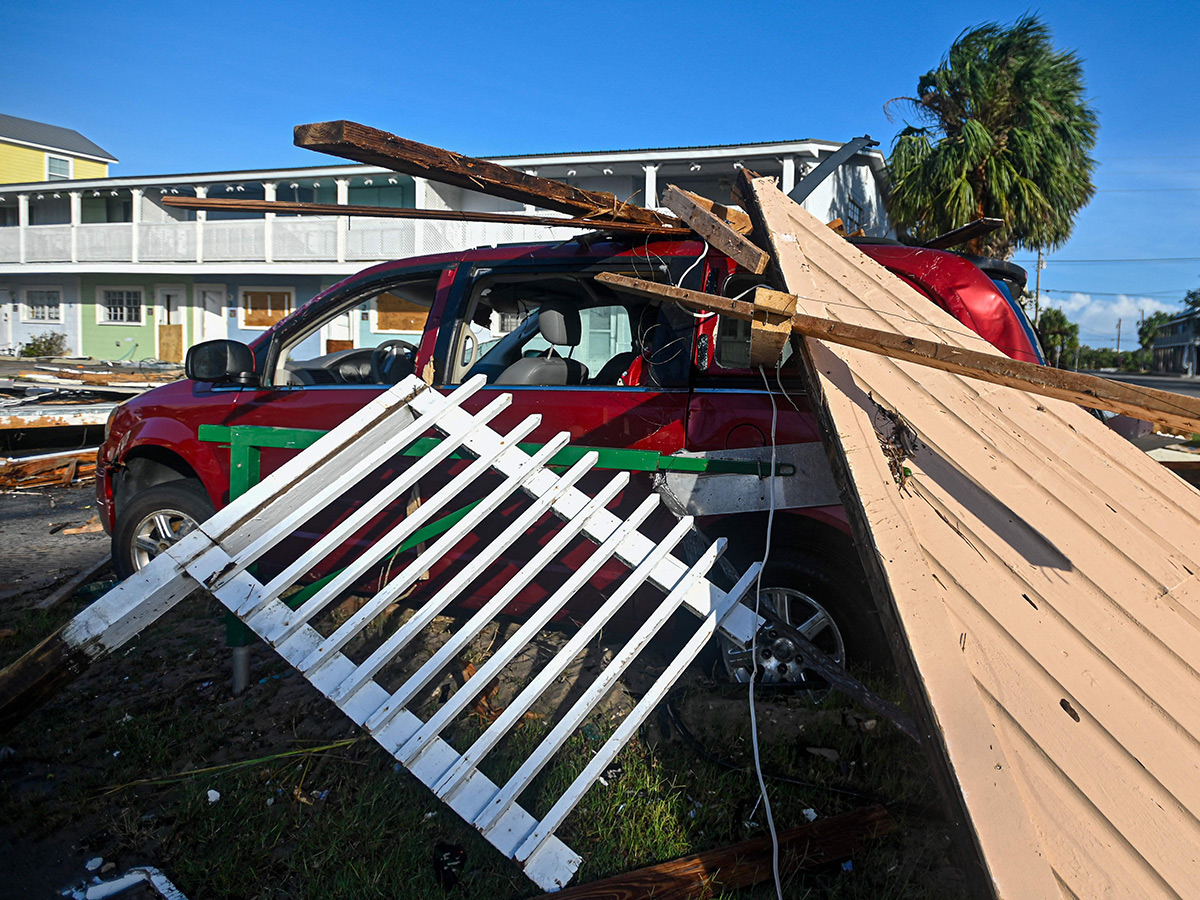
<box><xmin>97</xmin><ymin>233</ymin><xmax>1038</xmax><ymax>681</ymax></box>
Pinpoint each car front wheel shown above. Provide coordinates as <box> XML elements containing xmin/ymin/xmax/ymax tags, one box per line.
<box><xmin>113</xmin><ymin>480</ymin><xmax>215</xmax><ymax>579</ymax></box>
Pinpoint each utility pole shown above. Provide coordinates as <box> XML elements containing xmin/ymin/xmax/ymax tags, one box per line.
<box><xmin>1034</xmin><ymin>248</ymin><xmax>1044</xmax><ymax>326</ymax></box>
<box><xmin>1116</xmin><ymin>318</ymin><xmax>1122</xmax><ymax>353</ymax></box>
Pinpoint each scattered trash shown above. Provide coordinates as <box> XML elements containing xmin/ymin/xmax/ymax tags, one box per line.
<box><xmin>841</xmin><ymin>859</ymin><xmax>854</xmax><ymax>873</ymax></box>
<box><xmin>432</xmin><ymin>841</ymin><xmax>467</xmax><ymax>889</ymax></box>
<box><xmin>85</xmin><ymin>858</ymin><xmax>103</xmax><ymax>872</ymax></box>
<box><xmin>806</xmin><ymin>747</ymin><xmax>839</xmax><ymax>762</ymax></box>
<box><xmin>803</xmin><ymin>808</ymin><xmax>819</xmax><ymax>822</ymax></box>
<box><xmin>206</xmin><ymin>789</ymin><xmax>220</xmax><ymax>804</ymax></box>
<box><xmin>62</xmin><ymin>865</ymin><xmax>191</xmax><ymax>900</ymax></box>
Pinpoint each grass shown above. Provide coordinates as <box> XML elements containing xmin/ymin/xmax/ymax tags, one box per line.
<box><xmin>0</xmin><ymin>592</ymin><xmax>961</xmax><ymax>900</ymax></box>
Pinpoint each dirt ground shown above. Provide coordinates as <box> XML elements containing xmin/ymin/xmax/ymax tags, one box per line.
<box><xmin>0</xmin><ymin>482</ymin><xmax>959</xmax><ymax>900</ymax></box>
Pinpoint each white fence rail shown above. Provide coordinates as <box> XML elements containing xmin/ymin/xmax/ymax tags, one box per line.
<box><xmin>44</xmin><ymin>376</ymin><xmax>760</xmax><ymax>891</ymax></box>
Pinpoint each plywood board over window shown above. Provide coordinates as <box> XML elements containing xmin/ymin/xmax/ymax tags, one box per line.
<box><xmin>242</xmin><ymin>290</ymin><xmax>293</xmax><ymax>329</ymax></box>
<box><xmin>375</xmin><ymin>291</ymin><xmax>429</xmax><ymax>333</ymax></box>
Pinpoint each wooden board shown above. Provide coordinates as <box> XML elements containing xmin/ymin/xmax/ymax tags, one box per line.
<box><xmin>660</xmin><ymin>185</ymin><xmax>767</xmax><ymax>273</ymax></box>
<box><xmin>161</xmin><ymin>196</ymin><xmax>689</xmax><ymax>237</ymax></box>
<box><xmin>743</xmin><ymin>175</ymin><xmax>1200</xmax><ymax>899</ymax></box>
<box><xmin>294</xmin><ymin>121</ymin><xmax>673</xmax><ymax>228</ymax></box>
<box><xmin>532</xmin><ymin>805</ymin><xmax>895</xmax><ymax>900</ymax></box>
<box><xmin>593</xmin><ymin>274</ymin><xmax>1200</xmax><ymax>435</ymax></box>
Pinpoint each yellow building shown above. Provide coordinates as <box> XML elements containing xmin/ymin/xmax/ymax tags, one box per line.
<box><xmin>0</xmin><ymin>113</ymin><xmax>116</xmax><ymax>185</ymax></box>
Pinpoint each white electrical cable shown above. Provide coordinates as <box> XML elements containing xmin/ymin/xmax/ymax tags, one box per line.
<box><xmin>751</xmin><ymin>362</ymin><xmax>784</xmax><ymax>900</ymax></box>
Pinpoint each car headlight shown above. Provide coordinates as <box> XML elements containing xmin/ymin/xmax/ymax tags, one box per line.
<box><xmin>104</xmin><ymin>403</ymin><xmax>122</xmax><ymax>442</ymax></box>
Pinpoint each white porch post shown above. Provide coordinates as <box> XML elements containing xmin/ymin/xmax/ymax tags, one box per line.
<box><xmin>781</xmin><ymin>156</ymin><xmax>796</xmax><ymax>195</ymax></box>
<box><xmin>335</xmin><ymin>177</ymin><xmax>349</xmax><ymax>263</ymax></box>
<box><xmin>642</xmin><ymin>165</ymin><xmax>659</xmax><ymax>209</ymax></box>
<box><xmin>263</xmin><ymin>182</ymin><xmax>277</xmax><ymax>263</ymax></box>
<box><xmin>194</xmin><ymin>186</ymin><xmax>207</xmax><ymax>263</ymax></box>
<box><xmin>130</xmin><ymin>188</ymin><xmax>143</xmax><ymax>263</ymax></box>
<box><xmin>17</xmin><ymin>194</ymin><xmax>28</xmax><ymax>264</ymax></box>
<box><xmin>69</xmin><ymin>191</ymin><xmax>82</xmax><ymax>263</ymax></box>
<box><xmin>523</xmin><ymin>171</ymin><xmax>537</xmax><ymax>214</ymax></box>
<box><xmin>413</xmin><ymin>177</ymin><xmax>427</xmax><ymax>256</ymax></box>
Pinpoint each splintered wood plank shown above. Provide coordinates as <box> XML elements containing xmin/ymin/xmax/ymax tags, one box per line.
<box><xmin>530</xmin><ymin>805</ymin><xmax>895</xmax><ymax>900</ymax></box>
<box><xmin>743</xmin><ymin>174</ymin><xmax>1200</xmax><ymax>900</ymax></box>
<box><xmin>160</xmin><ymin>196</ymin><xmax>690</xmax><ymax>236</ymax></box>
<box><xmin>660</xmin><ymin>185</ymin><xmax>768</xmax><ymax>273</ymax></box>
<box><xmin>595</xmin><ymin>272</ymin><xmax>1200</xmax><ymax>435</ymax></box>
<box><xmin>294</xmin><ymin>120</ymin><xmax>674</xmax><ymax>228</ymax></box>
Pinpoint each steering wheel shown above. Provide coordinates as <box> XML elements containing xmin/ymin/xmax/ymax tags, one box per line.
<box><xmin>370</xmin><ymin>339</ymin><xmax>418</xmax><ymax>384</ymax></box>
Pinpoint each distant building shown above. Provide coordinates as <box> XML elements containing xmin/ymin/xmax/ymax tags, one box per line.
<box><xmin>1151</xmin><ymin>310</ymin><xmax>1200</xmax><ymax>375</ymax></box>
<box><xmin>0</xmin><ymin>137</ymin><xmax>889</xmax><ymax>360</ymax></box>
<box><xmin>0</xmin><ymin>113</ymin><xmax>116</xmax><ymax>187</ymax></box>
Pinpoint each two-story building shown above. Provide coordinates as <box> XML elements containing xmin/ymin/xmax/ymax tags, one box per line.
<box><xmin>1152</xmin><ymin>310</ymin><xmax>1200</xmax><ymax>375</ymax></box>
<box><xmin>0</xmin><ymin>134</ymin><xmax>891</xmax><ymax>361</ymax></box>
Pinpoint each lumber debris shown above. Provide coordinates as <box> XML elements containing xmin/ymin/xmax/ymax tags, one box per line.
<box><xmin>530</xmin><ymin>805</ymin><xmax>895</xmax><ymax>900</ymax></box>
<box><xmin>594</xmin><ymin>273</ymin><xmax>1200</xmax><ymax>435</ymax></box>
<box><xmin>162</xmin><ymin>195</ymin><xmax>690</xmax><ymax>237</ymax></box>
<box><xmin>294</xmin><ymin>120</ymin><xmax>675</xmax><ymax>228</ymax></box>
<box><xmin>0</xmin><ymin>374</ymin><xmax>762</xmax><ymax>892</ymax></box>
<box><xmin>0</xmin><ymin>448</ymin><xmax>98</xmax><ymax>490</ymax></box>
<box><xmin>660</xmin><ymin>185</ymin><xmax>768</xmax><ymax>274</ymax></box>
<box><xmin>738</xmin><ymin>173</ymin><xmax>1200</xmax><ymax>899</ymax></box>
<box><xmin>34</xmin><ymin>555</ymin><xmax>111</xmax><ymax>612</ymax></box>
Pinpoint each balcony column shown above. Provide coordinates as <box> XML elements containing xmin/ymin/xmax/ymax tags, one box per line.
<box><xmin>17</xmin><ymin>194</ymin><xmax>28</xmax><ymax>264</ymax></box>
<box><xmin>194</xmin><ymin>186</ymin><xmax>207</xmax><ymax>263</ymax></box>
<box><xmin>413</xmin><ymin>177</ymin><xmax>427</xmax><ymax>256</ymax></box>
<box><xmin>642</xmin><ymin>164</ymin><xmax>659</xmax><ymax>209</ymax></box>
<box><xmin>130</xmin><ymin>188</ymin><xmax>143</xmax><ymax>263</ymax></box>
<box><xmin>522</xmin><ymin>170</ymin><xmax>537</xmax><ymax>214</ymax></box>
<box><xmin>335</xmin><ymin>177</ymin><xmax>349</xmax><ymax>263</ymax></box>
<box><xmin>263</xmin><ymin>182</ymin><xmax>277</xmax><ymax>263</ymax></box>
<box><xmin>69</xmin><ymin>191</ymin><xmax>82</xmax><ymax>263</ymax></box>
<box><xmin>781</xmin><ymin>156</ymin><xmax>796</xmax><ymax>195</ymax></box>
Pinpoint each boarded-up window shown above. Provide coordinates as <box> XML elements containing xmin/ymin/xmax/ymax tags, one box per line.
<box><xmin>376</xmin><ymin>292</ymin><xmax>429</xmax><ymax>333</ymax></box>
<box><xmin>243</xmin><ymin>291</ymin><xmax>292</xmax><ymax>328</ymax></box>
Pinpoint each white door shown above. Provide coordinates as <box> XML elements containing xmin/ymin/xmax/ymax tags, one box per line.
<box><xmin>196</xmin><ymin>286</ymin><xmax>227</xmax><ymax>341</ymax></box>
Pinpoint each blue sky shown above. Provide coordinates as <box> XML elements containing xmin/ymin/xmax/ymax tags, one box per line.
<box><xmin>3</xmin><ymin>0</ymin><xmax>1197</xmax><ymax>348</ymax></box>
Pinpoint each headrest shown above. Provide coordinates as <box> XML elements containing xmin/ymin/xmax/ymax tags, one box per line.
<box><xmin>538</xmin><ymin>300</ymin><xmax>581</xmax><ymax>346</ymax></box>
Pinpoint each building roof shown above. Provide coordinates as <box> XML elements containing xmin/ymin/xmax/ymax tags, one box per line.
<box><xmin>0</xmin><ymin>113</ymin><xmax>117</xmax><ymax>163</ymax></box>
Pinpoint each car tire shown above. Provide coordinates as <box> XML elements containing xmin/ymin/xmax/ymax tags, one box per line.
<box><xmin>113</xmin><ymin>480</ymin><xmax>215</xmax><ymax>579</ymax></box>
<box><xmin>718</xmin><ymin>551</ymin><xmax>892</xmax><ymax>688</ymax></box>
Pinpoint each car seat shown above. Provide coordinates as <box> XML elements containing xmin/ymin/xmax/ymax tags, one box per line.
<box><xmin>495</xmin><ymin>300</ymin><xmax>589</xmax><ymax>385</ymax></box>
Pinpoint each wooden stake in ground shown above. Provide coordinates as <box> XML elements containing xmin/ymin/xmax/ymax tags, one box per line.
<box><xmin>294</xmin><ymin>121</ymin><xmax>675</xmax><ymax>229</ymax></box>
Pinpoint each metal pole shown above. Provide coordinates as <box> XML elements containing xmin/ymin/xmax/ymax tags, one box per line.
<box><xmin>1034</xmin><ymin>248</ymin><xmax>1043</xmax><ymax>326</ymax></box>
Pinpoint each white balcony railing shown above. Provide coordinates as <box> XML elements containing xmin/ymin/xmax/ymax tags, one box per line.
<box><xmin>78</xmin><ymin>222</ymin><xmax>134</xmax><ymax>261</ymax></box>
<box><xmin>0</xmin><ymin>217</ymin><xmax>579</xmax><ymax>267</ymax></box>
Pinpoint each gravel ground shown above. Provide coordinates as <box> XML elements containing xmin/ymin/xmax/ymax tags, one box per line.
<box><xmin>0</xmin><ymin>482</ymin><xmax>109</xmax><ymax>597</ymax></box>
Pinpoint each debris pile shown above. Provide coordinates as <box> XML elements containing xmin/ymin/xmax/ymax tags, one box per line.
<box><xmin>6</xmin><ymin>120</ymin><xmax>1200</xmax><ymax>899</ymax></box>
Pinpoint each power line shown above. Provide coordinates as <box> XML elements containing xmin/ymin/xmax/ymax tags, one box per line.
<box><xmin>1041</xmin><ymin>288</ymin><xmax>1185</xmax><ymax>298</ymax></box>
<box><xmin>1013</xmin><ymin>257</ymin><xmax>1200</xmax><ymax>264</ymax></box>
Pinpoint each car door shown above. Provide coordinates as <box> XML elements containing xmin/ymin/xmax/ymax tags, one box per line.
<box><xmin>421</xmin><ymin>256</ymin><xmax>697</xmax><ymax>621</ymax></box>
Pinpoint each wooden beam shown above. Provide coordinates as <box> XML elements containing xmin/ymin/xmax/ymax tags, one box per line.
<box><xmin>528</xmin><ymin>805</ymin><xmax>895</xmax><ymax>900</ymax></box>
<box><xmin>594</xmin><ymin>273</ymin><xmax>1200</xmax><ymax>436</ymax></box>
<box><xmin>293</xmin><ymin>121</ymin><xmax>675</xmax><ymax>228</ymax></box>
<box><xmin>661</xmin><ymin>185</ymin><xmax>769</xmax><ymax>275</ymax></box>
<box><xmin>161</xmin><ymin>196</ymin><xmax>690</xmax><ymax>237</ymax></box>
<box><xmin>921</xmin><ymin>217</ymin><xmax>1005</xmax><ymax>251</ymax></box>
<box><xmin>664</xmin><ymin>187</ymin><xmax>752</xmax><ymax>234</ymax></box>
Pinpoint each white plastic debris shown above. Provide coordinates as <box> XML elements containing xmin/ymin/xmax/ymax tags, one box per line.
<box><xmin>206</xmin><ymin>789</ymin><xmax>220</xmax><ymax>804</ymax></box>
<box><xmin>85</xmin><ymin>858</ymin><xmax>103</xmax><ymax>872</ymax></box>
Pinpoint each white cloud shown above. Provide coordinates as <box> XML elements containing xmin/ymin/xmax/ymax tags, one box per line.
<box><xmin>1041</xmin><ymin>293</ymin><xmax>1180</xmax><ymax>348</ymax></box>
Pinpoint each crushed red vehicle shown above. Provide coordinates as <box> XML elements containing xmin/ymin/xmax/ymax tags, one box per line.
<box><xmin>96</xmin><ymin>233</ymin><xmax>1037</xmax><ymax>682</ymax></box>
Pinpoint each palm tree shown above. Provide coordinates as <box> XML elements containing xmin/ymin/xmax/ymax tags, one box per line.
<box><xmin>885</xmin><ymin>15</ymin><xmax>1098</xmax><ymax>258</ymax></box>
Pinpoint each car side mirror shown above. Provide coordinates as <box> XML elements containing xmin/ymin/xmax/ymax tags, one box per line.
<box><xmin>186</xmin><ymin>340</ymin><xmax>257</xmax><ymax>385</ymax></box>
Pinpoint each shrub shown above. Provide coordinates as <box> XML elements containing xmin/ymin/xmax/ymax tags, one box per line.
<box><xmin>20</xmin><ymin>331</ymin><xmax>69</xmax><ymax>358</ymax></box>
